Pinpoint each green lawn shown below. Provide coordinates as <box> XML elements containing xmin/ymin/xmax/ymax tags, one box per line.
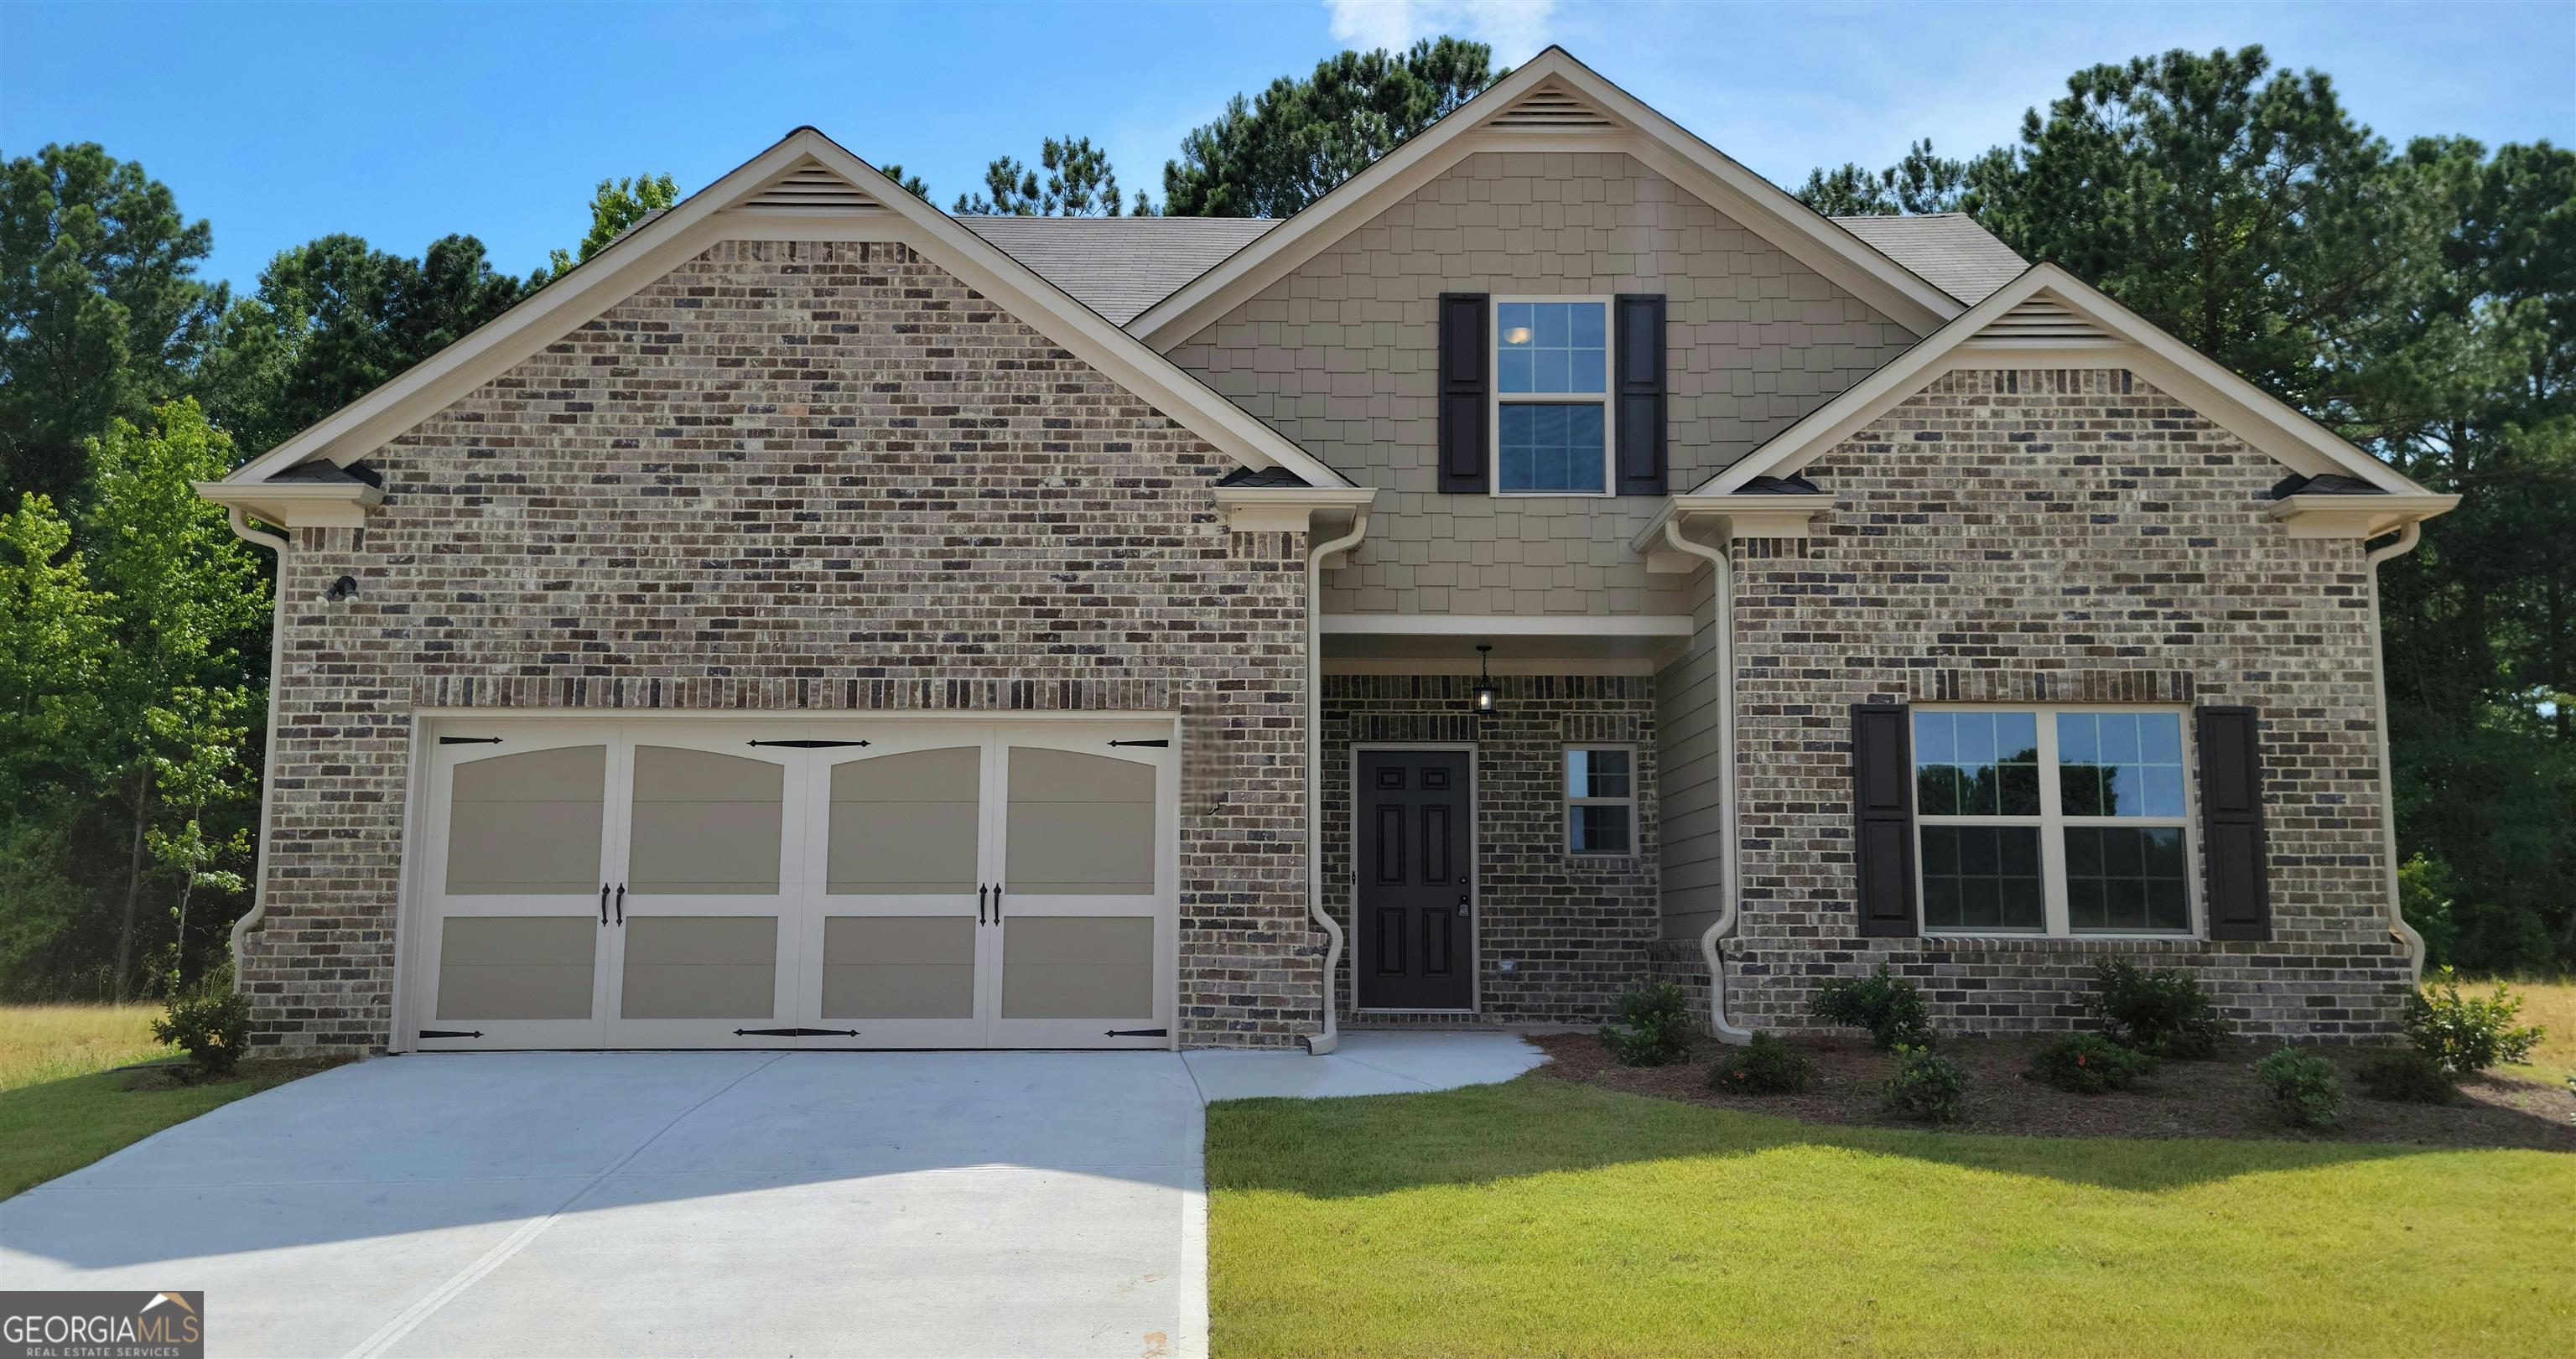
<box><xmin>1207</xmin><ymin>1076</ymin><xmax>2576</xmax><ymax>1358</ymax></box>
<box><xmin>0</xmin><ymin>1004</ymin><xmax>325</xmax><ymax>1201</ymax></box>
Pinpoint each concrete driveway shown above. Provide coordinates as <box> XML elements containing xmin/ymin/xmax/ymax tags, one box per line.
<box><xmin>0</xmin><ymin>1036</ymin><xmax>1541</xmax><ymax>1359</ymax></box>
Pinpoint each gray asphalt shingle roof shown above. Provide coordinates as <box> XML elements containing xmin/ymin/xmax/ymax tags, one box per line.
<box><xmin>1829</xmin><ymin>213</ymin><xmax>2028</xmax><ymax>305</ymax></box>
<box><xmin>960</xmin><ymin>215</ymin><xmax>1280</xmax><ymax>324</ymax></box>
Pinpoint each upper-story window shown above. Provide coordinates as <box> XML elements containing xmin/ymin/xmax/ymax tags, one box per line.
<box><xmin>1494</xmin><ymin>298</ymin><xmax>1612</xmax><ymax>495</ymax></box>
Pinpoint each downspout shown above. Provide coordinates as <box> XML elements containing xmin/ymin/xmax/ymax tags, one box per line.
<box><xmin>2365</xmin><ymin>521</ymin><xmax>2427</xmax><ymax>981</ymax></box>
<box><xmin>222</xmin><ymin>508</ymin><xmax>291</xmax><ymax>987</ymax></box>
<box><xmin>1660</xmin><ymin>517</ymin><xmax>1753</xmax><ymax>1044</ymax></box>
<box><xmin>1301</xmin><ymin>507</ymin><xmax>1368</xmax><ymax>1055</ymax></box>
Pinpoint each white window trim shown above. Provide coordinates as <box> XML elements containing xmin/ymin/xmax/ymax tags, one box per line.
<box><xmin>1491</xmin><ymin>295</ymin><xmax>1616</xmax><ymax>498</ymax></box>
<box><xmin>1911</xmin><ymin>703</ymin><xmax>2199</xmax><ymax>941</ymax></box>
<box><xmin>1564</xmin><ymin>742</ymin><xmax>1638</xmax><ymax>859</ymax></box>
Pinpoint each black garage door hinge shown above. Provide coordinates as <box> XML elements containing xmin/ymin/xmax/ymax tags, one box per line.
<box><xmin>437</xmin><ymin>737</ymin><xmax>502</xmax><ymax>745</ymax></box>
<box><xmin>1106</xmin><ymin>739</ymin><xmax>1169</xmax><ymax>749</ymax></box>
<box><xmin>1104</xmin><ymin>1028</ymin><xmax>1168</xmax><ymax>1038</ymax></box>
<box><xmin>734</xmin><ymin>1027</ymin><xmax>862</xmax><ymax>1037</ymax></box>
<box><xmin>746</xmin><ymin>739</ymin><xmax>871</xmax><ymax>750</ymax></box>
<box><xmin>418</xmin><ymin>1029</ymin><xmax>485</xmax><ymax>1039</ymax></box>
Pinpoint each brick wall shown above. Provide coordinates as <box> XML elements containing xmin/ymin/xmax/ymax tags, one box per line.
<box><xmin>1167</xmin><ymin>152</ymin><xmax>1921</xmax><ymax>618</ymax></box>
<box><xmin>1321</xmin><ymin>673</ymin><xmax>1659</xmax><ymax>1021</ymax></box>
<box><xmin>247</xmin><ymin>239</ymin><xmax>1314</xmax><ymax>1054</ymax></box>
<box><xmin>1722</xmin><ymin>367</ymin><xmax>2411</xmax><ymax>1039</ymax></box>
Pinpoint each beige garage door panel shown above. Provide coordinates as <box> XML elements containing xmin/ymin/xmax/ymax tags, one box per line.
<box><xmin>619</xmin><ymin>916</ymin><xmax>780</xmax><ymax>1019</ymax></box>
<box><xmin>437</xmin><ymin>916</ymin><xmax>597</xmax><ymax>1021</ymax></box>
<box><xmin>628</xmin><ymin>746</ymin><xmax>785</xmax><ymax>895</ymax></box>
<box><xmin>828</xmin><ymin>748</ymin><xmax>981</xmax><ymax>895</ymax></box>
<box><xmin>819</xmin><ymin>916</ymin><xmax>976</xmax><ymax>1019</ymax></box>
<box><xmin>1006</xmin><ymin>749</ymin><xmax>1155</xmax><ymax>895</ymax></box>
<box><xmin>444</xmin><ymin>745</ymin><xmax>607</xmax><ymax>895</ymax></box>
<box><xmin>1002</xmin><ymin>916</ymin><xmax>1154</xmax><ymax>1019</ymax></box>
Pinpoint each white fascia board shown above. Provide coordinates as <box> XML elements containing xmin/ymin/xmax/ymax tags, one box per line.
<box><xmin>1213</xmin><ymin>485</ymin><xmax>1379</xmax><ymax>532</ymax></box>
<box><xmin>1696</xmin><ymin>265</ymin><xmax>2443</xmax><ymax>501</ymax></box>
<box><xmin>218</xmin><ymin>130</ymin><xmax>1352</xmax><ymax>497</ymax></box>
<box><xmin>192</xmin><ymin>479</ymin><xmax>382</xmax><ymax>530</ymax></box>
<box><xmin>1627</xmin><ymin>493</ymin><xmax>1833</xmax><ymax>568</ymax></box>
<box><xmin>1130</xmin><ymin>48</ymin><xmax>1963</xmax><ymax>349</ymax></box>
<box><xmin>2267</xmin><ymin>492</ymin><xmax>2460</xmax><ymax>537</ymax></box>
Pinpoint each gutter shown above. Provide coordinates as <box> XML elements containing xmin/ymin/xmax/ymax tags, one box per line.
<box><xmin>1659</xmin><ymin>517</ymin><xmax>1753</xmax><ymax>1044</ymax></box>
<box><xmin>2364</xmin><ymin>522</ymin><xmax>2428</xmax><ymax>981</ymax></box>
<box><xmin>221</xmin><ymin>508</ymin><xmax>291</xmax><ymax>985</ymax></box>
<box><xmin>1301</xmin><ymin>507</ymin><xmax>1369</xmax><ymax>1055</ymax></box>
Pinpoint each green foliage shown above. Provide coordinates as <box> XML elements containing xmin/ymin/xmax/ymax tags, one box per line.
<box><xmin>2251</xmin><ymin>1048</ymin><xmax>2343</xmax><ymax>1128</ymax></box>
<box><xmin>197</xmin><ymin>232</ymin><xmax>532</xmax><ymax>459</ymax></box>
<box><xmin>2406</xmin><ymin>967</ymin><xmax>2545</xmax><ymax>1072</ymax></box>
<box><xmin>955</xmin><ymin>137</ymin><xmax>1150</xmax><ymax>216</ymax></box>
<box><xmin>874</xmin><ymin>163</ymin><xmax>933</xmax><ymax>201</ymax></box>
<box><xmin>1880</xmin><ymin>1044</ymin><xmax>1967</xmax><ymax>1123</ymax></box>
<box><xmin>1795</xmin><ymin>138</ymin><xmax>2010</xmax><ymax>216</ymax></box>
<box><xmin>0</xmin><ymin>143</ymin><xmax>226</xmax><ymax>508</ymax></box>
<box><xmin>2085</xmin><ymin>957</ymin><xmax>2229</xmax><ymax>1059</ymax></box>
<box><xmin>2025</xmin><ymin>1032</ymin><xmax>2158</xmax><ymax>1094</ymax></box>
<box><xmin>1163</xmin><ymin>39</ymin><xmax>1502</xmax><ymax>217</ymax></box>
<box><xmin>1706</xmin><ymin>1031</ymin><xmax>1813</xmax><ymax>1094</ymax></box>
<box><xmin>1599</xmin><ymin>978</ymin><xmax>1696</xmax><ymax>1066</ymax></box>
<box><xmin>2354</xmin><ymin>1047</ymin><xmax>2459</xmax><ymax>1104</ymax></box>
<box><xmin>544</xmin><ymin>173</ymin><xmax>680</xmax><ymax>279</ymax></box>
<box><xmin>150</xmin><ymin>972</ymin><xmax>248</xmax><ymax>1076</ymax></box>
<box><xmin>1810</xmin><ymin>963</ymin><xmax>1936</xmax><ymax>1050</ymax></box>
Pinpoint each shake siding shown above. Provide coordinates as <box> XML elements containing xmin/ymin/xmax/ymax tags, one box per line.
<box><xmin>1165</xmin><ymin>152</ymin><xmax>1921</xmax><ymax>617</ymax></box>
<box><xmin>1655</xmin><ymin>562</ymin><xmax>1727</xmax><ymax>941</ymax></box>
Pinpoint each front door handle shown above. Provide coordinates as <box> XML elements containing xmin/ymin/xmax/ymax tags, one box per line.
<box><xmin>1457</xmin><ymin>895</ymin><xmax>1470</xmax><ymax>916</ymax></box>
<box><xmin>615</xmin><ymin>884</ymin><xmax>625</xmax><ymax>926</ymax></box>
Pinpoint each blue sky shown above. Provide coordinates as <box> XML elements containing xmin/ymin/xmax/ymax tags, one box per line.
<box><xmin>5</xmin><ymin>1</ymin><xmax>2572</xmax><ymax>293</ymax></box>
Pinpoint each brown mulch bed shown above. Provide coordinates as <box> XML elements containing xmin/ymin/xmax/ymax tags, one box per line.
<box><xmin>1532</xmin><ymin>1031</ymin><xmax>2576</xmax><ymax>1151</ymax></box>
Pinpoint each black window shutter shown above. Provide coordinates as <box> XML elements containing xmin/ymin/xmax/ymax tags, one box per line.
<box><xmin>1614</xmin><ymin>294</ymin><xmax>1666</xmax><ymax>495</ymax></box>
<box><xmin>1852</xmin><ymin>703</ymin><xmax>1918</xmax><ymax>937</ymax></box>
<box><xmin>2199</xmin><ymin>706</ymin><xmax>2272</xmax><ymax>941</ymax></box>
<box><xmin>1437</xmin><ymin>293</ymin><xmax>1488</xmax><ymax>494</ymax></box>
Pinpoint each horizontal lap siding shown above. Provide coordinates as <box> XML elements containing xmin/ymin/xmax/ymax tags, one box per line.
<box><xmin>249</xmin><ymin>240</ymin><xmax>1312</xmax><ymax>1054</ymax></box>
<box><xmin>1166</xmin><ymin>152</ymin><xmax>1919</xmax><ymax>618</ymax></box>
<box><xmin>1727</xmin><ymin>368</ymin><xmax>2409</xmax><ymax>1039</ymax></box>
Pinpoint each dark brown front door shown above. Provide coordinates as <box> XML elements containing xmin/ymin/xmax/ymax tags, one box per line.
<box><xmin>1355</xmin><ymin>750</ymin><xmax>1473</xmax><ymax>1010</ymax></box>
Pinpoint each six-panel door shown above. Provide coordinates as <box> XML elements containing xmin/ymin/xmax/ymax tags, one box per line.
<box><xmin>408</xmin><ymin>719</ymin><xmax>1176</xmax><ymax>1050</ymax></box>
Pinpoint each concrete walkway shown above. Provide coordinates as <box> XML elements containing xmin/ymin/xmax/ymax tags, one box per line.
<box><xmin>0</xmin><ymin>1035</ymin><xmax>1541</xmax><ymax>1359</ymax></box>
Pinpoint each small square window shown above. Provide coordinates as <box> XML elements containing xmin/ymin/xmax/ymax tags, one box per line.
<box><xmin>1564</xmin><ymin>745</ymin><xmax>1634</xmax><ymax>857</ymax></box>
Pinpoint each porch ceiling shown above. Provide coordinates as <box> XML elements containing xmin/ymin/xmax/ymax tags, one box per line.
<box><xmin>1319</xmin><ymin>614</ymin><xmax>1695</xmax><ymax>669</ymax></box>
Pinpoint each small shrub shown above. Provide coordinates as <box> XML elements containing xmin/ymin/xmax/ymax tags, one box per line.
<box><xmin>1880</xmin><ymin>1044</ymin><xmax>1967</xmax><ymax>1123</ymax></box>
<box><xmin>2405</xmin><ymin>967</ymin><xmax>2543</xmax><ymax>1074</ymax></box>
<box><xmin>2354</xmin><ymin>1047</ymin><xmax>2457</xmax><ymax>1105</ymax></box>
<box><xmin>2085</xmin><ymin>957</ymin><xmax>2229</xmax><ymax>1060</ymax></box>
<box><xmin>1706</xmin><ymin>1032</ymin><xmax>1813</xmax><ymax>1095</ymax></box>
<box><xmin>2024</xmin><ymin>1032</ymin><xmax>2157</xmax><ymax>1094</ymax></box>
<box><xmin>1810</xmin><ymin>963</ymin><xmax>1935</xmax><ymax>1050</ymax></box>
<box><xmin>1599</xmin><ymin>978</ymin><xmax>1696</xmax><ymax>1066</ymax></box>
<box><xmin>153</xmin><ymin>978</ymin><xmax>251</xmax><ymax>1076</ymax></box>
<box><xmin>2251</xmin><ymin>1047</ymin><xmax>2342</xmax><ymax>1128</ymax></box>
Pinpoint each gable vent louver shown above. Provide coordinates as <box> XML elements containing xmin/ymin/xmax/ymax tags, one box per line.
<box><xmin>740</xmin><ymin>162</ymin><xmax>882</xmax><ymax>212</ymax></box>
<box><xmin>1486</xmin><ymin>83</ymin><xmax>1617</xmax><ymax>130</ymax></box>
<box><xmin>1976</xmin><ymin>296</ymin><xmax>2116</xmax><ymax>345</ymax></box>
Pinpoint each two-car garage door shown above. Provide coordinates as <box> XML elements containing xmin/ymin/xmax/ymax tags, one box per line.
<box><xmin>403</xmin><ymin>718</ymin><xmax>1176</xmax><ymax>1050</ymax></box>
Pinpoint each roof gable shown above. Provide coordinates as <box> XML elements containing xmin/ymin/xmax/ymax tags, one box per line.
<box><xmin>1130</xmin><ymin>48</ymin><xmax>1970</xmax><ymax>348</ymax></box>
<box><xmin>219</xmin><ymin>131</ymin><xmax>1349</xmax><ymax>493</ymax></box>
<box><xmin>1693</xmin><ymin>264</ymin><xmax>2452</xmax><ymax>527</ymax></box>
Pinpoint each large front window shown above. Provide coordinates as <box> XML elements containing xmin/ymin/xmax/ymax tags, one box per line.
<box><xmin>1494</xmin><ymin>299</ymin><xmax>1610</xmax><ymax>494</ymax></box>
<box><xmin>1912</xmin><ymin>707</ymin><xmax>2194</xmax><ymax>936</ymax></box>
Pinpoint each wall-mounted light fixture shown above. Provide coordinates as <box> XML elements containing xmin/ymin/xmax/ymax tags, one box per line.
<box><xmin>325</xmin><ymin>574</ymin><xmax>359</xmax><ymax>602</ymax></box>
<box><xmin>1469</xmin><ymin>643</ymin><xmax>1498</xmax><ymax>718</ymax></box>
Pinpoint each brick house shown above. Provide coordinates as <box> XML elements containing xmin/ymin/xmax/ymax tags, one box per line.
<box><xmin>199</xmin><ymin>49</ymin><xmax>2454</xmax><ymax>1056</ymax></box>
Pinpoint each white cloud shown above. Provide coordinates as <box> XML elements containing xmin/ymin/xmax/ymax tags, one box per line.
<box><xmin>1323</xmin><ymin>0</ymin><xmax>1559</xmax><ymax>62</ymax></box>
